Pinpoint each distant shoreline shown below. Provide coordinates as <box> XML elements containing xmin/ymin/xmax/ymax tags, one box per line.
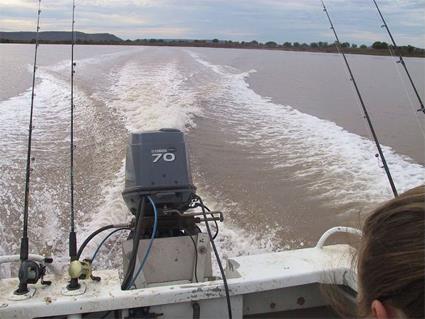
<box><xmin>1</xmin><ymin>39</ymin><xmax>424</xmax><ymax>58</ymax></box>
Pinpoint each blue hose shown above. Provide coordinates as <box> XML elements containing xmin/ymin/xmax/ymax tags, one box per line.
<box><xmin>127</xmin><ymin>195</ymin><xmax>158</xmax><ymax>289</ymax></box>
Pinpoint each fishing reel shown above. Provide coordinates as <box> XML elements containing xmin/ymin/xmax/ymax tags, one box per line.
<box><xmin>68</xmin><ymin>259</ymin><xmax>101</xmax><ymax>283</ymax></box>
<box><xmin>15</xmin><ymin>258</ymin><xmax>53</xmax><ymax>295</ymax></box>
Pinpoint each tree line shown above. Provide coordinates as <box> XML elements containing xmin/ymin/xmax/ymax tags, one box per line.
<box><xmin>126</xmin><ymin>39</ymin><xmax>425</xmax><ymax>57</ymax></box>
<box><xmin>1</xmin><ymin>38</ymin><xmax>424</xmax><ymax>57</ymax></box>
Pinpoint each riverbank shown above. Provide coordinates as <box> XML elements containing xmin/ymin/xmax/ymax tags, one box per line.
<box><xmin>1</xmin><ymin>39</ymin><xmax>424</xmax><ymax>58</ymax></box>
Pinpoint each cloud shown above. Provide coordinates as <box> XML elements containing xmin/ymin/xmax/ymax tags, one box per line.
<box><xmin>220</xmin><ymin>31</ymin><xmax>259</xmax><ymax>38</ymax></box>
<box><xmin>78</xmin><ymin>12</ymin><xmax>148</xmax><ymax>27</ymax></box>
<box><xmin>342</xmin><ymin>30</ymin><xmax>386</xmax><ymax>42</ymax></box>
<box><xmin>1</xmin><ymin>0</ymin><xmax>34</xmax><ymax>9</ymax></box>
<box><xmin>0</xmin><ymin>18</ymin><xmax>35</xmax><ymax>30</ymax></box>
<box><xmin>131</xmin><ymin>27</ymin><xmax>190</xmax><ymax>37</ymax></box>
<box><xmin>0</xmin><ymin>0</ymin><xmax>424</xmax><ymax>46</ymax></box>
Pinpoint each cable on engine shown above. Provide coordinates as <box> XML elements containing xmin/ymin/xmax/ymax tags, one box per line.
<box><xmin>77</xmin><ymin>225</ymin><xmax>115</xmax><ymax>259</ymax></box>
<box><xmin>121</xmin><ymin>197</ymin><xmax>146</xmax><ymax>290</ymax></box>
<box><xmin>127</xmin><ymin>195</ymin><xmax>158</xmax><ymax>289</ymax></box>
<box><xmin>196</xmin><ymin>195</ymin><xmax>232</xmax><ymax>319</ymax></box>
<box><xmin>204</xmin><ymin>204</ymin><xmax>219</xmax><ymax>240</ymax></box>
<box><xmin>186</xmin><ymin>232</ymin><xmax>199</xmax><ymax>283</ymax></box>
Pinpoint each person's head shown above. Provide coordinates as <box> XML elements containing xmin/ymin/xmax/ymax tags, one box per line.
<box><xmin>357</xmin><ymin>185</ymin><xmax>424</xmax><ymax>318</ymax></box>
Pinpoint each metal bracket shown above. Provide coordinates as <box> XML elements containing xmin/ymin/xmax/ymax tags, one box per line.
<box><xmin>192</xmin><ymin>233</ymin><xmax>210</xmax><ymax>282</ymax></box>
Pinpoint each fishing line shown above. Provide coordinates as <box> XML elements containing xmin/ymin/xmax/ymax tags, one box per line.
<box><xmin>321</xmin><ymin>0</ymin><xmax>398</xmax><ymax>197</ymax></box>
<box><xmin>332</xmin><ymin>33</ymin><xmax>377</xmax><ymax>147</ymax></box>
<box><xmin>103</xmin><ymin>229</ymin><xmax>131</xmax><ymax>262</ymax></box>
<box><xmin>321</xmin><ymin>5</ymin><xmax>376</xmax><ymax>176</ymax></box>
<box><xmin>389</xmin><ymin>54</ymin><xmax>425</xmax><ymax>138</ymax></box>
<box><xmin>372</xmin><ymin>2</ymin><xmax>425</xmax><ymax>138</ymax></box>
<box><xmin>386</xmin><ymin>39</ymin><xmax>425</xmax><ymax>138</ymax></box>
<box><xmin>372</xmin><ymin>0</ymin><xmax>424</xmax><ymax>114</ymax></box>
<box><xmin>327</xmin><ymin>4</ymin><xmax>393</xmax><ymax>192</ymax></box>
<box><xmin>91</xmin><ymin>228</ymin><xmax>130</xmax><ymax>262</ymax></box>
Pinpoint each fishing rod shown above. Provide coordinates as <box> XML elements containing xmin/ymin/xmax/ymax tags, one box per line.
<box><xmin>64</xmin><ymin>0</ymin><xmax>102</xmax><ymax>289</ymax></box>
<box><xmin>321</xmin><ymin>0</ymin><xmax>398</xmax><ymax>197</ymax></box>
<box><xmin>63</xmin><ymin>4</ymin><xmax>132</xmax><ymax>283</ymax></box>
<box><xmin>15</xmin><ymin>0</ymin><xmax>52</xmax><ymax>295</ymax></box>
<box><xmin>372</xmin><ymin>0</ymin><xmax>424</xmax><ymax>114</ymax></box>
<box><xmin>67</xmin><ymin>0</ymin><xmax>80</xmax><ymax>290</ymax></box>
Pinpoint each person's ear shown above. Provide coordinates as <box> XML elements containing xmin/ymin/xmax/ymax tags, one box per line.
<box><xmin>371</xmin><ymin>300</ymin><xmax>390</xmax><ymax>319</ymax></box>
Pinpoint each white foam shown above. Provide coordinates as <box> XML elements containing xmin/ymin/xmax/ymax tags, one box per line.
<box><xmin>0</xmin><ymin>56</ymin><xmax>203</xmax><ymax>270</ymax></box>
<box><xmin>79</xmin><ymin>59</ymin><xmax>203</xmax><ymax>264</ymax></box>
<box><xmin>188</xmin><ymin>51</ymin><xmax>425</xmax><ymax>208</ymax></box>
<box><xmin>82</xmin><ymin>58</ymin><xmax>280</xmax><ymax>270</ymax></box>
<box><xmin>0</xmin><ymin>66</ymin><xmax>92</xmax><ymax>272</ymax></box>
<box><xmin>193</xmin><ymin>190</ymin><xmax>279</xmax><ymax>275</ymax></box>
<box><xmin>4</xmin><ymin>48</ymin><xmax>422</xmax><ymax>278</ymax></box>
<box><xmin>47</xmin><ymin>47</ymin><xmax>144</xmax><ymax>73</ymax></box>
<box><xmin>103</xmin><ymin>60</ymin><xmax>201</xmax><ymax>132</ymax></box>
<box><xmin>76</xmin><ymin>162</ymin><xmax>132</xmax><ymax>261</ymax></box>
<box><xmin>83</xmin><ymin>170</ymin><xmax>281</xmax><ymax>272</ymax></box>
<box><xmin>88</xmin><ymin>50</ymin><xmax>424</xmax><ymax>272</ymax></box>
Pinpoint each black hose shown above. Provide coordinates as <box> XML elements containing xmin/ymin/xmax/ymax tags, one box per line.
<box><xmin>196</xmin><ymin>196</ymin><xmax>232</xmax><ymax>319</ymax></box>
<box><xmin>121</xmin><ymin>197</ymin><xmax>146</xmax><ymax>290</ymax></box>
<box><xmin>203</xmin><ymin>205</ymin><xmax>219</xmax><ymax>240</ymax></box>
<box><xmin>77</xmin><ymin>225</ymin><xmax>115</xmax><ymax>259</ymax></box>
<box><xmin>187</xmin><ymin>232</ymin><xmax>199</xmax><ymax>283</ymax></box>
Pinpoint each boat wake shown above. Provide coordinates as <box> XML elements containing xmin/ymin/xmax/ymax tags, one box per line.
<box><xmin>188</xmin><ymin>50</ymin><xmax>425</xmax><ymax>210</ymax></box>
<box><xmin>1</xmin><ymin>48</ymin><xmax>424</xmax><ymax>277</ymax></box>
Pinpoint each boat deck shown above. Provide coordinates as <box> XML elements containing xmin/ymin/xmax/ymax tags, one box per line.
<box><xmin>0</xmin><ymin>244</ymin><xmax>357</xmax><ymax>319</ymax></box>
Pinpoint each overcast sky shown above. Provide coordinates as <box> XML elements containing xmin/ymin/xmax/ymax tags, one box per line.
<box><xmin>1</xmin><ymin>0</ymin><xmax>424</xmax><ymax>47</ymax></box>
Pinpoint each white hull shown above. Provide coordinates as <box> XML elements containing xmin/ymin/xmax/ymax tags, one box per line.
<box><xmin>0</xmin><ymin>237</ymin><xmax>357</xmax><ymax>319</ymax></box>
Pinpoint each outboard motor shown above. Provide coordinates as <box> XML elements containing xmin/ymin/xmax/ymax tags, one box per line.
<box><xmin>123</xmin><ymin>128</ymin><xmax>196</xmax><ymax>216</ymax></box>
<box><xmin>121</xmin><ymin>129</ymin><xmax>223</xmax><ymax>289</ymax></box>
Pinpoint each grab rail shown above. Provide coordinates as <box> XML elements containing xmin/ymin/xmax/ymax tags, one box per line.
<box><xmin>316</xmin><ymin>226</ymin><xmax>362</xmax><ymax>249</ymax></box>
